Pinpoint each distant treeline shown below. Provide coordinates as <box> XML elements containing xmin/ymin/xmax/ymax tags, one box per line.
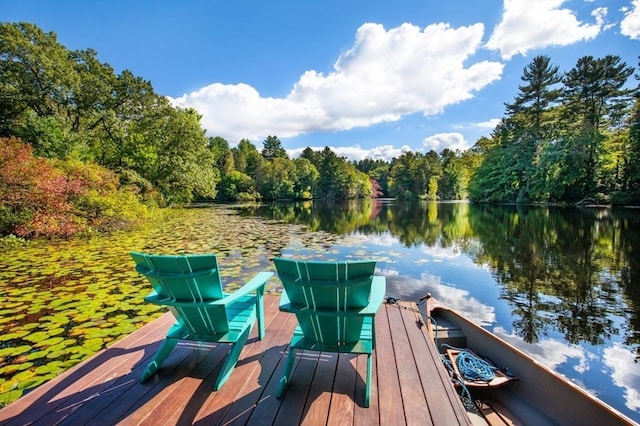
<box><xmin>1</xmin><ymin>22</ymin><xmax>639</xmax><ymax>237</ymax></box>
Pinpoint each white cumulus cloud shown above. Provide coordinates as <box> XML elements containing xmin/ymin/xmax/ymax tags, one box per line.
<box><xmin>287</xmin><ymin>144</ymin><xmax>411</xmax><ymax>162</ymax></box>
<box><xmin>422</xmin><ymin>132</ymin><xmax>470</xmax><ymax>152</ymax></box>
<box><xmin>604</xmin><ymin>343</ymin><xmax>640</xmax><ymax>411</ymax></box>
<box><xmin>485</xmin><ymin>0</ymin><xmax>606</xmax><ymax>59</ymax></box>
<box><xmin>621</xmin><ymin>0</ymin><xmax>640</xmax><ymax>39</ymax></box>
<box><xmin>474</xmin><ymin>118</ymin><xmax>502</xmax><ymax>130</ymax></box>
<box><xmin>170</xmin><ymin>22</ymin><xmax>503</xmax><ymax>144</ymax></box>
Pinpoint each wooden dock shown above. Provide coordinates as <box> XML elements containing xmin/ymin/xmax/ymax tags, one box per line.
<box><xmin>0</xmin><ymin>296</ymin><xmax>471</xmax><ymax>425</ymax></box>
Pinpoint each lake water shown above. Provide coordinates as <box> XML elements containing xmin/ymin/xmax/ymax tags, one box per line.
<box><xmin>0</xmin><ymin>200</ymin><xmax>638</xmax><ymax>422</ymax></box>
<box><xmin>238</xmin><ymin>199</ymin><xmax>640</xmax><ymax>423</ymax></box>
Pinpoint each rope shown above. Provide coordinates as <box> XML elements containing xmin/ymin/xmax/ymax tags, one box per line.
<box><xmin>440</xmin><ymin>353</ymin><xmax>474</xmax><ymax>410</ymax></box>
<box><xmin>456</xmin><ymin>350</ymin><xmax>496</xmax><ymax>382</ymax></box>
<box><xmin>440</xmin><ymin>344</ymin><xmax>496</xmax><ymax>382</ymax></box>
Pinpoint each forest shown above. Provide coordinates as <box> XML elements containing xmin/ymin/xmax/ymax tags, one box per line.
<box><xmin>1</xmin><ymin>22</ymin><xmax>639</xmax><ymax>238</ymax></box>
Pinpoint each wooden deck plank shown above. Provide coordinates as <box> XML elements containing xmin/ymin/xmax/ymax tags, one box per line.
<box><xmin>387</xmin><ymin>303</ymin><xmax>433</xmax><ymax>425</ymax></box>
<box><xmin>242</xmin><ymin>342</ymin><xmax>293</xmax><ymax>425</ymax></box>
<box><xmin>353</xmin><ymin>350</ymin><xmax>379</xmax><ymax>426</ymax></box>
<box><xmin>122</xmin><ymin>299</ymin><xmax>285</xmax><ymax>426</ymax></box>
<box><xmin>273</xmin><ymin>350</ymin><xmax>320</xmax><ymax>425</ymax></box>
<box><xmin>195</xmin><ymin>303</ymin><xmax>296</xmax><ymax>425</ymax></box>
<box><xmin>325</xmin><ymin>353</ymin><xmax>357</xmax><ymax>426</ymax></box>
<box><xmin>374</xmin><ymin>301</ymin><xmax>407</xmax><ymax>426</ymax></box>
<box><xmin>399</xmin><ymin>301</ymin><xmax>472</xmax><ymax>425</ymax></box>
<box><xmin>299</xmin><ymin>352</ymin><xmax>338</xmax><ymax>425</ymax></box>
<box><xmin>115</xmin><ymin>347</ymin><xmax>228</xmax><ymax>425</ymax></box>
<box><xmin>214</xmin><ymin>312</ymin><xmax>296</xmax><ymax>425</ymax></box>
<box><xmin>91</xmin><ymin>295</ymin><xmax>283</xmax><ymax>426</ymax></box>
<box><xmin>0</xmin><ymin>297</ymin><xmax>472</xmax><ymax>426</ymax></box>
<box><xmin>1</xmin><ymin>313</ymin><xmax>174</xmax><ymax>426</ymax></box>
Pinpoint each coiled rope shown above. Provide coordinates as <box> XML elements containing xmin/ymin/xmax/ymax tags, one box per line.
<box><xmin>440</xmin><ymin>344</ymin><xmax>497</xmax><ymax>382</ymax></box>
<box><xmin>455</xmin><ymin>350</ymin><xmax>496</xmax><ymax>382</ymax></box>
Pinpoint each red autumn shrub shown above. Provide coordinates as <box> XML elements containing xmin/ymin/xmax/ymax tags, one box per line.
<box><xmin>0</xmin><ymin>137</ymin><xmax>87</xmax><ymax>237</ymax></box>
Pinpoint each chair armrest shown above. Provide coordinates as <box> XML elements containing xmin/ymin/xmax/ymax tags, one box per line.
<box><xmin>215</xmin><ymin>271</ymin><xmax>273</xmax><ymax>306</ymax></box>
<box><xmin>144</xmin><ymin>272</ymin><xmax>273</xmax><ymax>308</ymax></box>
<box><xmin>358</xmin><ymin>276</ymin><xmax>386</xmax><ymax>315</ymax></box>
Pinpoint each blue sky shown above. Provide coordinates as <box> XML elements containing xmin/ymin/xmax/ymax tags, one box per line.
<box><xmin>2</xmin><ymin>0</ymin><xmax>639</xmax><ymax>161</ymax></box>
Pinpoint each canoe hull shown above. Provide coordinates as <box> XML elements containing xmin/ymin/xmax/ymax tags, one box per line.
<box><xmin>428</xmin><ymin>301</ymin><xmax>635</xmax><ymax>426</ymax></box>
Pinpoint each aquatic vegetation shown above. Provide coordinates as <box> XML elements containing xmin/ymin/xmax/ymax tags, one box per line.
<box><xmin>0</xmin><ymin>205</ymin><xmax>335</xmax><ymax>406</ymax></box>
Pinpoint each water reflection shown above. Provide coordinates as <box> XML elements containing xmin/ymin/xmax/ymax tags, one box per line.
<box><xmin>237</xmin><ymin>200</ymin><xmax>640</xmax><ymax>354</ymax></box>
<box><xmin>236</xmin><ymin>199</ymin><xmax>640</xmax><ymax>420</ymax></box>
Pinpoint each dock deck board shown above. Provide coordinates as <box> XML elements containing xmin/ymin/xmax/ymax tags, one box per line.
<box><xmin>0</xmin><ymin>296</ymin><xmax>471</xmax><ymax>425</ymax></box>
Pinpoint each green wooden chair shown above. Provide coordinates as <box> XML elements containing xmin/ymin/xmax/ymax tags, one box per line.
<box><xmin>131</xmin><ymin>252</ymin><xmax>273</xmax><ymax>390</ymax></box>
<box><xmin>273</xmin><ymin>257</ymin><xmax>386</xmax><ymax>407</ymax></box>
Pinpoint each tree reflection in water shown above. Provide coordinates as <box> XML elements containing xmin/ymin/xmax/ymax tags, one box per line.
<box><xmin>238</xmin><ymin>200</ymin><xmax>640</xmax><ymax>358</ymax></box>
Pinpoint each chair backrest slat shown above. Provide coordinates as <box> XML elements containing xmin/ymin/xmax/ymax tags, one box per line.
<box><xmin>274</xmin><ymin>258</ymin><xmax>376</xmax><ymax>345</ymax></box>
<box><xmin>131</xmin><ymin>252</ymin><xmax>228</xmax><ymax>335</ymax></box>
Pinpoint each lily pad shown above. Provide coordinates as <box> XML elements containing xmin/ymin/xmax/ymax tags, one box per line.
<box><xmin>0</xmin><ymin>331</ymin><xmax>29</xmax><ymax>341</ymax></box>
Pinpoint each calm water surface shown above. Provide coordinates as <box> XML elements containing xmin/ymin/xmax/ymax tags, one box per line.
<box><xmin>0</xmin><ymin>200</ymin><xmax>638</xmax><ymax>422</ymax></box>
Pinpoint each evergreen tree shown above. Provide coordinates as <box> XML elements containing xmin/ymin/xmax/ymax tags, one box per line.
<box><xmin>261</xmin><ymin>135</ymin><xmax>288</xmax><ymax>161</ymax></box>
<box><xmin>563</xmin><ymin>55</ymin><xmax>634</xmax><ymax>132</ymax></box>
<box><xmin>505</xmin><ymin>55</ymin><xmax>562</xmax><ymax>141</ymax></box>
<box><xmin>624</xmin><ymin>59</ymin><xmax>640</xmax><ymax>199</ymax></box>
<box><xmin>299</xmin><ymin>146</ymin><xmax>320</xmax><ymax>166</ymax></box>
<box><xmin>504</xmin><ymin>55</ymin><xmax>563</xmax><ymax>202</ymax></box>
<box><xmin>317</xmin><ymin>147</ymin><xmax>342</xmax><ymax>199</ymax></box>
<box><xmin>562</xmin><ymin>55</ymin><xmax>634</xmax><ymax>198</ymax></box>
<box><xmin>233</xmin><ymin>139</ymin><xmax>263</xmax><ymax>179</ymax></box>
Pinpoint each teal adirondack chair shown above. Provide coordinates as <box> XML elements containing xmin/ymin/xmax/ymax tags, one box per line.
<box><xmin>273</xmin><ymin>257</ymin><xmax>386</xmax><ymax>407</ymax></box>
<box><xmin>131</xmin><ymin>252</ymin><xmax>273</xmax><ymax>390</ymax></box>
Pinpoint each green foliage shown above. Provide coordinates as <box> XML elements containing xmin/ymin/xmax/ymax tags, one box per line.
<box><xmin>1</xmin><ymin>22</ymin><xmax>220</xmax><ymax>208</ymax></box>
<box><xmin>300</xmin><ymin>146</ymin><xmax>321</xmax><ymax>167</ymax></box>
<box><xmin>624</xmin><ymin>66</ymin><xmax>640</xmax><ymax>193</ymax></box>
<box><xmin>234</xmin><ymin>139</ymin><xmax>264</xmax><ymax>179</ymax></box>
<box><xmin>357</xmin><ymin>159</ymin><xmax>390</xmax><ymax>196</ymax></box>
<box><xmin>218</xmin><ymin>170</ymin><xmax>260</xmax><ymax>201</ymax></box>
<box><xmin>259</xmin><ymin>157</ymin><xmax>296</xmax><ymax>199</ymax></box>
<box><xmin>388</xmin><ymin>151</ymin><xmax>443</xmax><ymax>199</ymax></box>
<box><xmin>292</xmin><ymin>158</ymin><xmax>319</xmax><ymax>199</ymax></box>
<box><xmin>0</xmin><ymin>234</ymin><xmax>28</xmax><ymax>251</ymax></box>
<box><xmin>3</xmin><ymin>22</ymin><xmax>638</xmax><ymax>211</ymax></box>
<box><xmin>470</xmin><ymin>54</ymin><xmax>638</xmax><ymax>204</ymax></box>
<box><xmin>311</xmin><ymin>147</ymin><xmax>372</xmax><ymax>199</ymax></box>
<box><xmin>209</xmin><ymin>136</ymin><xmax>230</xmax><ymax>171</ymax></box>
<box><xmin>438</xmin><ymin>149</ymin><xmax>468</xmax><ymax>200</ymax></box>
<box><xmin>55</xmin><ymin>159</ymin><xmax>152</xmax><ymax>231</ymax></box>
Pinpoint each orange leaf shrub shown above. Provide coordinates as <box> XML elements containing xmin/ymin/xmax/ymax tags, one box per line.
<box><xmin>0</xmin><ymin>137</ymin><xmax>87</xmax><ymax>237</ymax></box>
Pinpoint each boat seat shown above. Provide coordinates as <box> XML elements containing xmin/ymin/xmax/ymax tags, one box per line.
<box><xmin>433</xmin><ymin>317</ymin><xmax>467</xmax><ymax>350</ymax></box>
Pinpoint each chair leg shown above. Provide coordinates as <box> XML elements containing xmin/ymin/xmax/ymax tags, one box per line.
<box><xmin>213</xmin><ymin>325</ymin><xmax>252</xmax><ymax>391</ymax></box>
<box><xmin>365</xmin><ymin>353</ymin><xmax>372</xmax><ymax>408</ymax></box>
<box><xmin>276</xmin><ymin>347</ymin><xmax>298</xmax><ymax>398</ymax></box>
<box><xmin>256</xmin><ymin>292</ymin><xmax>265</xmax><ymax>340</ymax></box>
<box><xmin>141</xmin><ymin>338</ymin><xmax>178</xmax><ymax>382</ymax></box>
